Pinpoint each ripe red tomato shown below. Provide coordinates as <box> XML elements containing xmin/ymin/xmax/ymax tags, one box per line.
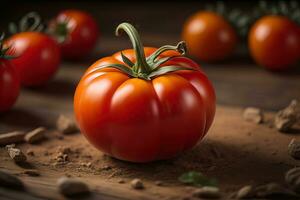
<box><xmin>5</xmin><ymin>32</ymin><xmax>61</xmax><ymax>87</ymax></box>
<box><xmin>74</xmin><ymin>23</ymin><xmax>216</xmax><ymax>163</ymax></box>
<box><xmin>182</xmin><ymin>11</ymin><xmax>237</xmax><ymax>62</ymax></box>
<box><xmin>249</xmin><ymin>15</ymin><xmax>300</xmax><ymax>71</ymax></box>
<box><xmin>0</xmin><ymin>59</ymin><xmax>20</xmax><ymax>112</ymax></box>
<box><xmin>49</xmin><ymin>9</ymin><xmax>99</xmax><ymax>59</ymax></box>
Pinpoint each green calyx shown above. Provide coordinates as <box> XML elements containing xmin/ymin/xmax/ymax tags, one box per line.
<box><xmin>0</xmin><ymin>33</ymin><xmax>14</xmax><ymax>60</ymax></box>
<box><xmin>50</xmin><ymin>21</ymin><xmax>69</xmax><ymax>43</ymax></box>
<box><xmin>9</xmin><ymin>12</ymin><xmax>44</xmax><ymax>34</ymax></box>
<box><xmin>94</xmin><ymin>22</ymin><xmax>195</xmax><ymax>80</ymax></box>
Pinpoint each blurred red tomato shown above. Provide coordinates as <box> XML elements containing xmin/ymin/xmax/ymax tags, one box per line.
<box><xmin>182</xmin><ymin>11</ymin><xmax>237</xmax><ymax>62</ymax></box>
<box><xmin>74</xmin><ymin>23</ymin><xmax>215</xmax><ymax>163</ymax></box>
<box><xmin>0</xmin><ymin>59</ymin><xmax>20</xmax><ymax>112</ymax></box>
<box><xmin>249</xmin><ymin>15</ymin><xmax>300</xmax><ymax>71</ymax></box>
<box><xmin>5</xmin><ymin>32</ymin><xmax>61</xmax><ymax>86</ymax></box>
<box><xmin>49</xmin><ymin>9</ymin><xmax>99</xmax><ymax>60</ymax></box>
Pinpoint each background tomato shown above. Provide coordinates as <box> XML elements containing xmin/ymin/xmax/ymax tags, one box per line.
<box><xmin>182</xmin><ymin>11</ymin><xmax>237</xmax><ymax>62</ymax></box>
<box><xmin>74</xmin><ymin>23</ymin><xmax>215</xmax><ymax>163</ymax></box>
<box><xmin>0</xmin><ymin>59</ymin><xmax>20</xmax><ymax>112</ymax></box>
<box><xmin>248</xmin><ymin>15</ymin><xmax>300</xmax><ymax>71</ymax></box>
<box><xmin>5</xmin><ymin>32</ymin><xmax>61</xmax><ymax>87</ymax></box>
<box><xmin>49</xmin><ymin>9</ymin><xmax>99</xmax><ymax>60</ymax></box>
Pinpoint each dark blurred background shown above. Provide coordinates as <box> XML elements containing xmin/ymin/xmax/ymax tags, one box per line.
<box><xmin>2</xmin><ymin>1</ymin><xmax>300</xmax><ymax>110</ymax></box>
<box><xmin>1</xmin><ymin>1</ymin><xmax>256</xmax><ymax>36</ymax></box>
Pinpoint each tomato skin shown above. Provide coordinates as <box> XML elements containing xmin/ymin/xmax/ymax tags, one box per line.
<box><xmin>0</xmin><ymin>59</ymin><xmax>20</xmax><ymax>112</ymax></box>
<box><xmin>51</xmin><ymin>9</ymin><xmax>99</xmax><ymax>59</ymax></box>
<box><xmin>249</xmin><ymin>15</ymin><xmax>300</xmax><ymax>71</ymax></box>
<box><xmin>74</xmin><ymin>48</ymin><xmax>216</xmax><ymax>163</ymax></box>
<box><xmin>5</xmin><ymin>32</ymin><xmax>61</xmax><ymax>87</ymax></box>
<box><xmin>182</xmin><ymin>11</ymin><xmax>237</xmax><ymax>62</ymax></box>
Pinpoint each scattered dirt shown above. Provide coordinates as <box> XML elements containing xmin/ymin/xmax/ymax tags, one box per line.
<box><xmin>275</xmin><ymin>100</ymin><xmax>300</xmax><ymax>132</ymax></box>
<box><xmin>1</xmin><ymin>106</ymin><xmax>300</xmax><ymax>199</ymax></box>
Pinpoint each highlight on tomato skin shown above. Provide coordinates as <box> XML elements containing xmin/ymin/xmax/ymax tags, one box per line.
<box><xmin>5</xmin><ymin>32</ymin><xmax>61</xmax><ymax>87</ymax></box>
<box><xmin>248</xmin><ymin>15</ymin><xmax>300</xmax><ymax>71</ymax></box>
<box><xmin>182</xmin><ymin>11</ymin><xmax>237</xmax><ymax>62</ymax></box>
<box><xmin>49</xmin><ymin>9</ymin><xmax>100</xmax><ymax>60</ymax></box>
<box><xmin>4</xmin><ymin>12</ymin><xmax>61</xmax><ymax>87</ymax></box>
<box><xmin>0</xmin><ymin>34</ymin><xmax>20</xmax><ymax>112</ymax></box>
<box><xmin>0</xmin><ymin>59</ymin><xmax>20</xmax><ymax>113</ymax></box>
<box><xmin>74</xmin><ymin>23</ymin><xmax>216</xmax><ymax>163</ymax></box>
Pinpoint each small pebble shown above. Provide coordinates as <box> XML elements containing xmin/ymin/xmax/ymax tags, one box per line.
<box><xmin>192</xmin><ymin>186</ymin><xmax>220</xmax><ymax>198</ymax></box>
<box><xmin>274</xmin><ymin>100</ymin><xmax>300</xmax><ymax>132</ymax></box>
<box><xmin>131</xmin><ymin>178</ymin><xmax>144</xmax><ymax>189</ymax></box>
<box><xmin>6</xmin><ymin>145</ymin><xmax>27</xmax><ymax>163</ymax></box>
<box><xmin>56</xmin><ymin>115</ymin><xmax>79</xmax><ymax>134</ymax></box>
<box><xmin>243</xmin><ymin>107</ymin><xmax>264</xmax><ymax>124</ymax></box>
<box><xmin>285</xmin><ymin>167</ymin><xmax>300</xmax><ymax>193</ymax></box>
<box><xmin>0</xmin><ymin>170</ymin><xmax>23</xmax><ymax>189</ymax></box>
<box><xmin>24</xmin><ymin>127</ymin><xmax>46</xmax><ymax>144</ymax></box>
<box><xmin>236</xmin><ymin>185</ymin><xmax>254</xmax><ymax>199</ymax></box>
<box><xmin>288</xmin><ymin>139</ymin><xmax>300</xmax><ymax>160</ymax></box>
<box><xmin>254</xmin><ymin>182</ymin><xmax>298</xmax><ymax>198</ymax></box>
<box><xmin>0</xmin><ymin>131</ymin><xmax>25</xmax><ymax>146</ymax></box>
<box><xmin>57</xmin><ymin>177</ymin><xmax>90</xmax><ymax>196</ymax></box>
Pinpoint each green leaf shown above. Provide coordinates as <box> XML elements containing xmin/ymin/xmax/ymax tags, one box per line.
<box><xmin>178</xmin><ymin>171</ymin><xmax>218</xmax><ymax>187</ymax></box>
<box><xmin>150</xmin><ymin>55</ymin><xmax>182</xmax><ymax>70</ymax></box>
<box><xmin>146</xmin><ymin>41</ymin><xmax>187</xmax><ymax>64</ymax></box>
<box><xmin>148</xmin><ymin>65</ymin><xmax>195</xmax><ymax>79</ymax></box>
<box><xmin>86</xmin><ymin>63</ymin><xmax>134</xmax><ymax>77</ymax></box>
<box><xmin>120</xmin><ymin>51</ymin><xmax>134</xmax><ymax>67</ymax></box>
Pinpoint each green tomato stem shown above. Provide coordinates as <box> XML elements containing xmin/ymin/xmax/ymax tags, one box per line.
<box><xmin>89</xmin><ymin>22</ymin><xmax>197</xmax><ymax>80</ymax></box>
<box><xmin>115</xmin><ymin>23</ymin><xmax>151</xmax><ymax>74</ymax></box>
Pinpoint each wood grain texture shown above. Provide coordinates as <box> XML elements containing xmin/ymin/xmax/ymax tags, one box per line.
<box><xmin>1</xmin><ymin>2</ymin><xmax>300</xmax><ymax>199</ymax></box>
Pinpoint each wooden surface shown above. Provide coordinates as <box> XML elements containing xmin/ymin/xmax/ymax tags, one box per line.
<box><xmin>1</xmin><ymin>102</ymin><xmax>300</xmax><ymax>199</ymax></box>
<box><xmin>1</xmin><ymin>1</ymin><xmax>300</xmax><ymax>199</ymax></box>
<box><xmin>0</xmin><ymin>62</ymin><xmax>300</xmax><ymax>199</ymax></box>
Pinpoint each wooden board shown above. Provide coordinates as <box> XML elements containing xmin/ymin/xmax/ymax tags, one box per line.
<box><xmin>1</xmin><ymin>2</ymin><xmax>300</xmax><ymax>199</ymax></box>
<box><xmin>1</xmin><ymin>82</ymin><xmax>300</xmax><ymax>200</ymax></box>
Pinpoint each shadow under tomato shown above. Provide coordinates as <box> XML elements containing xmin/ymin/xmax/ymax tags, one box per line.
<box><xmin>0</xmin><ymin>108</ymin><xmax>47</xmax><ymax>132</ymax></box>
<box><xmin>101</xmin><ymin>139</ymin><xmax>289</xmax><ymax>187</ymax></box>
<box><xmin>16</xmin><ymin>161</ymin><xmax>36</xmax><ymax>169</ymax></box>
